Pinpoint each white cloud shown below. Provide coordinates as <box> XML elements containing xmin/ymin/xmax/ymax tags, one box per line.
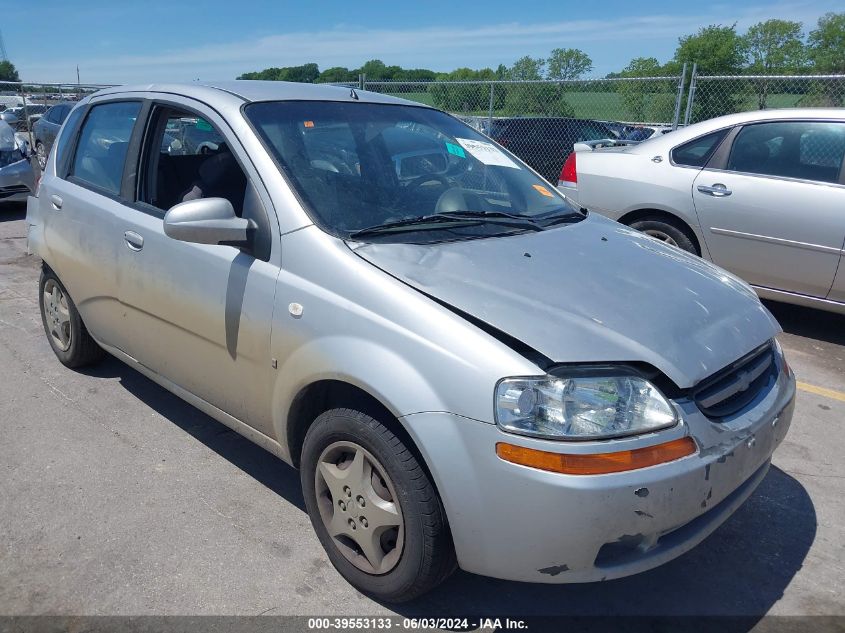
<box><xmin>16</xmin><ymin>0</ymin><xmax>838</xmax><ymax>84</ymax></box>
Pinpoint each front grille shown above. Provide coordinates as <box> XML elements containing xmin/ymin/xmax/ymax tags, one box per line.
<box><xmin>693</xmin><ymin>342</ymin><xmax>777</xmax><ymax>419</ymax></box>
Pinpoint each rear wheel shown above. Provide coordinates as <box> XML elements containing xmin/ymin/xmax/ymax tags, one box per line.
<box><xmin>629</xmin><ymin>216</ymin><xmax>698</xmax><ymax>255</ymax></box>
<box><xmin>39</xmin><ymin>269</ymin><xmax>104</xmax><ymax>368</ymax></box>
<box><xmin>301</xmin><ymin>408</ymin><xmax>455</xmax><ymax>602</ymax></box>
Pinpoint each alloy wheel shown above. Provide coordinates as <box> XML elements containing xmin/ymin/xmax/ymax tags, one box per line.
<box><xmin>36</xmin><ymin>143</ymin><xmax>46</xmax><ymax>170</ymax></box>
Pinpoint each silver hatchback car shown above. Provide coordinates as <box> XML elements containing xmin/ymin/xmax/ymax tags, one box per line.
<box><xmin>27</xmin><ymin>81</ymin><xmax>796</xmax><ymax>602</ymax></box>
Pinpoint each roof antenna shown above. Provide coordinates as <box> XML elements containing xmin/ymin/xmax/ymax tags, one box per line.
<box><xmin>349</xmin><ymin>87</ymin><xmax>359</xmax><ymax>100</ymax></box>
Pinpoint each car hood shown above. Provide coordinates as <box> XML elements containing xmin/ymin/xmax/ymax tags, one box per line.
<box><xmin>352</xmin><ymin>214</ymin><xmax>780</xmax><ymax>388</ymax></box>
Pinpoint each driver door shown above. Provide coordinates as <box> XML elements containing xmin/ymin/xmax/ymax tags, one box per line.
<box><xmin>116</xmin><ymin>97</ymin><xmax>281</xmax><ymax>436</ymax></box>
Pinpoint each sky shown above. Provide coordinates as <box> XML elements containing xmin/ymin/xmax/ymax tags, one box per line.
<box><xmin>4</xmin><ymin>0</ymin><xmax>842</xmax><ymax>85</ymax></box>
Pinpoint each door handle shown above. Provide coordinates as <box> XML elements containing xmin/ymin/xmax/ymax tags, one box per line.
<box><xmin>697</xmin><ymin>183</ymin><xmax>732</xmax><ymax>197</ymax></box>
<box><xmin>124</xmin><ymin>231</ymin><xmax>144</xmax><ymax>251</ymax></box>
<box><xmin>50</xmin><ymin>195</ymin><xmax>63</xmax><ymax>209</ymax></box>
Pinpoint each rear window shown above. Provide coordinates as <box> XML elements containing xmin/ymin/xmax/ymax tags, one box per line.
<box><xmin>671</xmin><ymin>129</ymin><xmax>728</xmax><ymax>167</ymax></box>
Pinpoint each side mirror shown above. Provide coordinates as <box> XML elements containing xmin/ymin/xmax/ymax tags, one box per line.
<box><xmin>163</xmin><ymin>198</ymin><xmax>256</xmax><ymax>246</ymax></box>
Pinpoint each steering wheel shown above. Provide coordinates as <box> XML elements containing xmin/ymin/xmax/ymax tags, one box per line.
<box><xmin>403</xmin><ymin>174</ymin><xmax>451</xmax><ymax>194</ymax></box>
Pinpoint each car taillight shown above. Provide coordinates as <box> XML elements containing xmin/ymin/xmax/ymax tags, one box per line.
<box><xmin>559</xmin><ymin>152</ymin><xmax>577</xmax><ymax>188</ymax></box>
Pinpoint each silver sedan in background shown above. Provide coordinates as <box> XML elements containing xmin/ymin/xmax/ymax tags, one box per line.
<box><xmin>559</xmin><ymin>109</ymin><xmax>845</xmax><ymax>315</ymax></box>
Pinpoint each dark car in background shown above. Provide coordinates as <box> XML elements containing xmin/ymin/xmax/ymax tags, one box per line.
<box><xmin>0</xmin><ymin>104</ymin><xmax>49</xmax><ymax>132</ymax></box>
<box><xmin>32</xmin><ymin>102</ymin><xmax>74</xmax><ymax>169</ymax></box>
<box><xmin>484</xmin><ymin>117</ymin><xmax>616</xmax><ymax>182</ymax></box>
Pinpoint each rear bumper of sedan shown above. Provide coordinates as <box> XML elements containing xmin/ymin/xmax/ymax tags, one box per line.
<box><xmin>402</xmin><ymin>368</ymin><xmax>795</xmax><ymax>583</ymax></box>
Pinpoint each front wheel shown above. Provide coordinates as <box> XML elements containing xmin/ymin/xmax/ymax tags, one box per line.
<box><xmin>301</xmin><ymin>408</ymin><xmax>455</xmax><ymax>602</ymax></box>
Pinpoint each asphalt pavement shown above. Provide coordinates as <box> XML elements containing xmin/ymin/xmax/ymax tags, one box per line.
<box><xmin>0</xmin><ymin>202</ymin><xmax>843</xmax><ymax>621</ymax></box>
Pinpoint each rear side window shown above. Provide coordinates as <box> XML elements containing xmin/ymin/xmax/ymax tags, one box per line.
<box><xmin>671</xmin><ymin>129</ymin><xmax>728</xmax><ymax>167</ymax></box>
<box><xmin>727</xmin><ymin>121</ymin><xmax>845</xmax><ymax>184</ymax></box>
<box><xmin>45</xmin><ymin>107</ymin><xmax>60</xmax><ymax>123</ymax></box>
<box><xmin>70</xmin><ymin>102</ymin><xmax>140</xmax><ymax>195</ymax></box>
<box><xmin>54</xmin><ymin>106</ymin><xmax>85</xmax><ymax>172</ymax></box>
<box><xmin>55</xmin><ymin>105</ymin><xmax>71</xmax><ymax>124</ymax></box>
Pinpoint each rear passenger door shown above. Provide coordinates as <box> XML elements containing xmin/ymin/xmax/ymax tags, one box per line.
<box><xmin>692</xmin><ymin>120</ymin><xmax>845</xmax><ymax>298</ymax></box>
<box><xmin>115</xmin><ymin>97</ymin><xmax>281</xmax><ymax>436</ymax></box>
<box><xmin>42</xmin><ymin>100</ymin><xmax>142</xmax><ymax>348</ymax></box>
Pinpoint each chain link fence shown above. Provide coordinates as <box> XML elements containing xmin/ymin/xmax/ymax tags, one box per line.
<box><xmin>361</xmin><ymin>75</ymin><xmax>685</xmax><ymax>181</ymax></box>
<box><xmin>684</xmin><ymin>74</ymin><xmax>845</xmax><ymax>125</ymax></box>
<box><xmin>0</xmin><ymin>81</ymin><xmax>114</xmax><ymax>150</ymax></box>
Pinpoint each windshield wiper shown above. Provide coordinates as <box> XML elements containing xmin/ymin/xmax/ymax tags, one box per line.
<box><xmin>348</xmin><ymin>212</ymin><xmax>542</xmax><ymax>240</ymax></box>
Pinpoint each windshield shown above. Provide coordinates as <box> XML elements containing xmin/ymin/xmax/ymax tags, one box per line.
<box><xmin>245</xmin><ymin>101</ymin><xmax>583</xmax><ymax>242</ymax></box>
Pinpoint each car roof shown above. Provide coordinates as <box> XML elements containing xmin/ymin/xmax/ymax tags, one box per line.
<box><xmin>88</xmin><ymin>80</ymin><xmax>429</xmax><ymax>109</ymax></box>
<box><xmin>628</xmin><ymin>108</ymin><xmax>845</xmax><ymax>154</ymax></box>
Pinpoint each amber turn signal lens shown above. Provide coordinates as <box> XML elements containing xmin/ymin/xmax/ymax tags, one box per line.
<box><xmin>496</xmin><ymin>437</ymin><xmax>697</xmax><ymax>475</ymax></box>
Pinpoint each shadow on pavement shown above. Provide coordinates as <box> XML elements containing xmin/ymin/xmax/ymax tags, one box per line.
<box><xmin>82</xmin><ymin>356</ymin><xmax>815</xmax><ymax>624</ymax></box>
<box><xmin>0</xmin><ymin>202</ymin><xmax>26</xmax><ymax>222</ymax></box>
<box><xmin>81</xmin><ymin>355</ymin><xmax>306</xmax><ymax>512</ymax></box>
<box><xmin>765</xmin><ymin>299</ymin><xmax>845</xmax><ymax>346</ymax></box>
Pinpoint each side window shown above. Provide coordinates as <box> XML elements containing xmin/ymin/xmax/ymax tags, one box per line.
<box><xmin>55</xmin><ymin>105</ymin><xmax>71</xmax><ymax>125</ymax></box>
<box><xmin>142</xmin><ymin>109</ymin><xmax>247</xmax><ymax>216</ymax></box>
<box><xmin>727</xmin><ymin>121</ymin><xmax>845</xmax><ymax>184</ymax></box>
<box><xmin>54</xmin><ymin>106</ymin><xmax>85</xmax><ymax>174</ymax></box>
<box><xmin>70</xmin><ymin>102</ymin><xmax>140</xmax><ymax>195</ymax></box>
<box><xmin>44</xmin><ymin>107</ymin><xmax>59</xmax><ymax>124</ymax></box>
<box><xmin>671</xmin><ymin>130</ymin><xmax>728</xmax><ymax>167</ymax></box>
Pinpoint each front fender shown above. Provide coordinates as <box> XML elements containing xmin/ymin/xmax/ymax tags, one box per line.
<box><xmin>271</xmin><ymin>335</ymin><xmax>445</xmax><ymax>457</ymax></box>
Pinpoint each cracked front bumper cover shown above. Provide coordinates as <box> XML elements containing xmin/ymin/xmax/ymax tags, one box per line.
<box><xmin>402</xmin><ymin>367</ymin><xmax>795</xmax><ymax>583</ymax></box>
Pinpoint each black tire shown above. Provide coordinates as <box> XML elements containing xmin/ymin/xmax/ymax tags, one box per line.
<box><xmin>301</xmin><ymin>408</ymin><xmax>455</xmax><ymax>602</ymax></box>
<box><xmin>39</xmin><ymin>269</ymin><xmax>105</xmax><ymax>368</ymax></box>
<box><xmin>629</xmin><ymin>216</ymin><xmax>698</xmax><ymax>255</ymax></box>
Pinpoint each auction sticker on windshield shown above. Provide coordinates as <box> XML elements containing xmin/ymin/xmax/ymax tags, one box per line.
<box><xmin>455</xmin><ymin>138</ymin><xmax>520</xmax><ymax>169</ymax></box>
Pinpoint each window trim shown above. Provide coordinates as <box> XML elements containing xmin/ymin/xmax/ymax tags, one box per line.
<box><xmin>65</xmin><ymin>98</ymin><xmax>145</xmax><ymax>202</ymax></box>
<box><xmin>669</xmin><ymin>127</ymin><xmax>732</xmax><ymax>169</ymax></box>
<box><xmin>703</xmin><ymin>119</ymin><xmax>845</xmax><ymax>188</ymax></box>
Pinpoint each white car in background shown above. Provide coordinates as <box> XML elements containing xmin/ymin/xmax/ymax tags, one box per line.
<box><xmin>559</xmin><ymin>109</ymin><xmax>845</xmax><ymax>315</ymax></box>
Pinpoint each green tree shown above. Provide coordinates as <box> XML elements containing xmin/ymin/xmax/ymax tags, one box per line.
<box><xmin>360</xmin><ymin>59</ymin><xmax>388</xmax><ymax>80</ymax></box>
<box><xmin>674</xmin><ymin>24</ymin><xmax>746</xmax><ymax>120</ymax></box>
<box><xmin>507</xmin><ymin>56</ymin><xmax>545</xmax><ymax>80</ymax></box>
<box><xmin>743</xmin><ymin>20</ymin><xmax>806</xmax><ymax>109</ymax></box>
<box><xmin>430</xmin><ymin>67</ymin><xmax>500</xmax><ymax>113</ymax></box>
<box><xmin>808</xmin><ymin>12</ymin><xmax>845</xmax><ymax>73</ymax></box>
<box><xmin>319</xmin><ymin>66</ymin><xmax>356</xmax><ymax>83</ymax></box>
<box><xmin>617</xmin><ymin>57</ymin><xmax>675</xmax><ymax>121</ymax></box>
<box><xmin>546</xmin><ymin>48</ymin><xmax>592</xmax><ymax>80</ymax></box>
<box><xmin>0</xmin><ymin>61</ymin><xmax>19</xmax><ymax>82</ymax></box>
<box><xmin>744</xmin><ymin>20</ymin><xmax>805</xmax><ymax>72</ymax></box>
<box><xmin>674</xmin><ymin>24</ymin><xmax>746</xmax><ymax>73</ymax></box>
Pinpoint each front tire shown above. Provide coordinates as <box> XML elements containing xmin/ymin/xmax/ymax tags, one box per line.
<box><xmin>301</xmin><ymin>408</ymin><xmax>455</xmax><ymax>602</ymax></box>
<box><xmin>39</xmin><ymin>269</ymin><xmax>104</xmax><ymax>368</ymax></box>
<box><xmin>629</xmin><ymin>216</ymin><xmax>698</xmax><ymax>254</ymax></box>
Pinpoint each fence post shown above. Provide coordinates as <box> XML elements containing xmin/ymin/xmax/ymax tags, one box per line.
<box><xmin>359</xmin><ymin>73</ymin><xmax>365</xmax><ymax>91</ymax></box>
<box><xmin>672</xmin><ymin>63</ymin><xmax>687</xmax><ymax>130</ymax></box>
<box><xmin>487</xmin><ymin>83</ymin><xmax>495</xmax><ymax>131</ymax></box>
<box><xmin>18</xmin><ymin>82</ymin><xmax>33</xmax><ymax>149</ymax></box>
<box><xmin>683</xmin><ymin>63</ymin><xmax>697</xmax><ymax>126</ymax></box>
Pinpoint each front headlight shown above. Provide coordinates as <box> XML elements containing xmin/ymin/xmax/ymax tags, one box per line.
<box><xmin>495</xmin><ymin>373</ymin><xmax>678</xmax><ymax>440</ymax></box>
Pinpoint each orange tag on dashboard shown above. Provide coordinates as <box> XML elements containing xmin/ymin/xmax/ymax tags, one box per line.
<box><xmin>304</xmin><ymin>120</ymin><xmax>315</xmax><ymax>128</ymax></box>
<box><xmin>532</xmin><ymin>184</ymin><xmax>554</xmax><ymax>197</ymax></box>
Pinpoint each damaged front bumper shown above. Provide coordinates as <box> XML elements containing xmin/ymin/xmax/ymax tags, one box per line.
<box><xmin>0</xmin><ymin>158</ymin><xmax>35</xmax><ymax>203</ymax></box>
<box><xmin>402</xmin><ymin>363</ymin><xmax>795</xmax><ymax>583</ymax></box>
